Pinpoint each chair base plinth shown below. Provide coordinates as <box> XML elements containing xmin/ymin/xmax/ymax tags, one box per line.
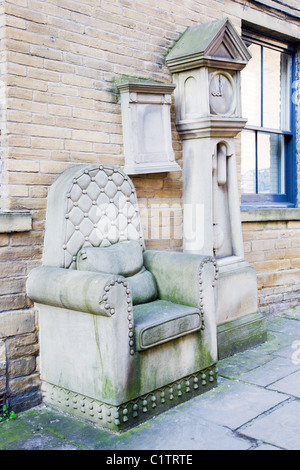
<box><xmin>41</xmin><ymin>364</ymin><xmax>218</xmax><ymax>432</ymax></box>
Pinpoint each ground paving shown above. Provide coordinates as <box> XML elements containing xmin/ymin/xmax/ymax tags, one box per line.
<box><xmin>1</xmin><ymin>308</ymin><xmax>300</xmax><ymax>451</ymax></box>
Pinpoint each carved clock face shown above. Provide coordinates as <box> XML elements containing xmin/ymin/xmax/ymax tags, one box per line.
<box><xmin>209</xmin><ymin>72</ymin><xmax>235</xmax><ymax>116</ymax></box>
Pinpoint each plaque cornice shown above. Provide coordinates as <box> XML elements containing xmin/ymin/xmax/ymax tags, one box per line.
<box><xmin>117</xmin><ymin>81</ymin><xmax>176</xmax><ymax>95</ymax></box>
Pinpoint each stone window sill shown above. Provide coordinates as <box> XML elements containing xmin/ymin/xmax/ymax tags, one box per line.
<box><xmin>241</xmin><ymin>208</ymin><xmax>300</xmax><ymax>222</ymax></box>
<box><xmin>0</xmin><ymin>210</ymin><xmax>32</xmax><ymax>233</ymax></box>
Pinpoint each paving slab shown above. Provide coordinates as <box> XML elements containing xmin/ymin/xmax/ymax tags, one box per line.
<box><xmin>173</xmin><ymin>378</ymin><xmax>289</xmax><ymax>430</ymax></box>
<box><xmin>93</xmin><ymin>406</ymin><xmax>252</xmax><ymax>451</ymax></box>
<box><xmin>0</xmin><ymin>309</ymin><xmax>299</xmax><ymax>451</ymax></box>
<box><xmin>218</xmin><ymin>349</ymin><xmax>273</xmax><ymax>379</ymax></box>
<box><xmin>0</xmin><ymin>419</ymin><xmax>33</xmax><ymax>448</ymax></box>
<box><xmin>254</xmin><ymin>443</ymin><xmax>282</xmax><ymax>450</ymax></box>
<box><xmin>238</xmin><ymin>399</ymin><xmax>300</xmax><ymax>450</ymax></box>
<box><xmin>273</xmin><ymin>343</ymin><xmax>300</xmax><ymax>359</ymax></box>
<box><xmin>2</xmin><ymin>430</ymin><xmax>74</xmax><ymax>450</ymax></box>
<box><xmin>14</xmin><ymin>407</ymin><xmax>117</xmax><ymax>450</ymax></box>
<box><xmin>280</xmin><ymin>307</ymin><xmax>300</xmax><ymax>320</ymax></box>
<box><xmin>267</xmin><ymin>316</ymin><xmax>300</xmax><ymax>339</ymax></box>
<box><xmin>268</xmin><ymin>369</ymin><xmax>300</xmax><ymax>398</ymax></box>
<box><xmin>1</xmin><ymin>401</ymin><xmax>253</xmax><ymax>451</ymax></box>
<box><xmin>237</xmin><ymin>356</ymin><xmax>300</xmax><ymax>387</ymax></box>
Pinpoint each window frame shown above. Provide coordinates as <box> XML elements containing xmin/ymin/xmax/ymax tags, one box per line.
<box><xmin>241</xmin><ymin>28</ymin><xmax>297</xmax><ymax>208</ymax></box>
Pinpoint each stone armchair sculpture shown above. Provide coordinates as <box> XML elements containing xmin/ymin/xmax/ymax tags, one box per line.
<box><xmin>27</xmin><ymin>163</ymin><xmax>219</xmax><ymax>431</ymax></box>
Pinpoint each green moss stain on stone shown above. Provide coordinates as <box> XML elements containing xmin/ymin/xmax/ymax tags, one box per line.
<box><xmin>166</xmin><ymin>18</ymin><xmax>228</xmax><ymax>61</ymax></box>
<box><xmin>0</xmin><ymin>419</ymin><xmax>32</xmax><ymax>448</ymax></box>
<box><xmin>195</xmin><ymin>339</ymin><xmax>214</xmax><ymax>370</ymax></box>
<box><xmin>92</xmin><ymin>315</ymin><xmax>103</xmax><ymax>372</ymax></box>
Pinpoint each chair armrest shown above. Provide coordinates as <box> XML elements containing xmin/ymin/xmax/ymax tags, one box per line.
<box><xmin>26</xmin><ymin>266</ymin><xmax>130</xmax><ymax>317</ymax></box>
<box><xmin>143</xmin><ymin>250</ymin><xmax>218</xmax><ymax>309</ymax></box>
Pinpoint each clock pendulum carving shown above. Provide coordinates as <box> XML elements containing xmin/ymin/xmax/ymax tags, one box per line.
<box><xmin>211</xmin><ymin>74</ymin><xmax>223</xmax><ymax>97</ymax></box>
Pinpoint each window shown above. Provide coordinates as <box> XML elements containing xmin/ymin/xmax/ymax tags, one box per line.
<box><xmin>241</xmin><ymin>29</ymin><xmax>297</xmax><ymax>207</ymax></box>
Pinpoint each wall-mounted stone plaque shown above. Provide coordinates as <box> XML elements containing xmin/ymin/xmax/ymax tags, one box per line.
<box><xmin>118</xmin><ymin>81</ymin><xmax>181</xmax><ymax>175</ymax></box>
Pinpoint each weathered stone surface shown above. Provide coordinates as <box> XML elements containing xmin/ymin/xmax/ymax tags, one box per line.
<box><xmin>0</xmin><ymin>309</ymin><xmax>35</xmax><ymax>338</ymax></box>
<box><xmin>0</xmin><ymin>294</ymin><xmax>26</xmax><ymax>312</ymax></box>
<box><xmin>0</xmin><ymin>340</ymin><xmax>6</xmax><ymax>376</ymax></box>
<box><xmin>9</xmin><ymin>373</ymin><xmax>41</xmax><ymax>396</ymax></box>
<box><xmin>239</xmin><ymin>400</ymin><xmax>300</xmax><ymax>450</ymax></box>
<box><xmin>217</xmin><ymin>312</ymin><xmax>267</xmax><ymax>359</ymax></box>
<box><xmin>0</xmin><ymin>211</ymin><xmax>32</xmax><ymax>233</ymax></box>
<box><xmin>176</xmin><ymin>379</ymin><xmax>288</xmax><ymax>430</ymax></box>
<box><xmin>9</xmin><ymin>356</ymin><xmax>36</xmax><ymax>379</ymax></box>
<box><xmin>268</xmin><ymin>370</ymin><xmax>300</xmax><ymax>399</ymax></box>
<box><xmin>238</xmin><ymin>356</ymin><xmax>300</xmax><ymax>388</ymax></box>
<box><xmin>8</xmin><ymin>342</ymin><xmax>39</xmax><ymax>361</ymax></box>
<box><xmin>7</xmin><ymin>332</ymin><xmax>38</xmax><ymax>350</ymax></box>
<box><xmin>0</xmin><ymin>340</ymin><xmax>6</xmax><ymax>362</ymax></box>
<box><xmin>0</xmin><ymin>375</ymin><xmax>7</xmax><ymax>392</ymax></box>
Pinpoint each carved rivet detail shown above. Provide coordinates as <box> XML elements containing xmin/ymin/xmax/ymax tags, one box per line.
<box><xmin>43</xmin><ymin>365</ymin><xmax>218</xmax><ymax>429</ymax></box>
<box><xmin>193</xmin><ymin>377</ymin><xmax>199</xmax><ymax>389</ymax></box>
<box><xmin>132</xmin><ymin>403</ymin><xmax>138</xmax><ymax>418</ymax></box>
<box><xmin>197</xmin><ymin>257</ymin><xmax>219</xmax><ymax>331</ymax></box>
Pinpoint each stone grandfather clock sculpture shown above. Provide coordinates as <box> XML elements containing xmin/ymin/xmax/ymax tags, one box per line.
<box><xmin>166</xmin><ymin>18</ymin><xmax>266</xmax><ymax>357</ymax></box>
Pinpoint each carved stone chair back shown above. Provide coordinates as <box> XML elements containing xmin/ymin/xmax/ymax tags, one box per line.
<box><xmin>42</xmin><ymin>164</ymin><xmax>144</xmax><ymax>270</ymax></box>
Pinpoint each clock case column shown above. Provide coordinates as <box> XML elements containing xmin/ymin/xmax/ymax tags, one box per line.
<box><xmin>166</xmin><ymin>18</ymin><xmax>267</xmax><ymax>358</ymax></box>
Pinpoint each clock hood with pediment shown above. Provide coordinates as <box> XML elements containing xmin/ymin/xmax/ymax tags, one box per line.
<box><xmin>166</xmin><ymin>17</ymin><xmax>252</xmax><ymax>138</ymax></box>
<box><xmin>166</xmin><ymin>17</ymin><xmax>252</xmax><ymax>73</ymax></box>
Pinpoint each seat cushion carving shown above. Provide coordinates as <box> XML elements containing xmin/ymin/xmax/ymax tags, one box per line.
<box><xmin>26</xmin><ymin>163</ymin><xmax>219</xmax><ymax>432</ymax></box>
<box><xmin>134</xmin><ymin>300</ymin><xmax>202</xmax><ymax>351</ymax></box>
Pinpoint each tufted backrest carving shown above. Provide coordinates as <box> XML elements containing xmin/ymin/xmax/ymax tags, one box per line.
<box><xmin>43</xmin><ymin>164</ymin><xmax>144</xmax><ymax>269</ymax></box>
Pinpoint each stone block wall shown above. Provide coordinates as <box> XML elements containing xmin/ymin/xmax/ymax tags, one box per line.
<box><xmin>0</xmin><ymin>308</ymin><xmax>41</xmax><ymax>411</ymax></box>
<box><xmin>0</xmin><ymin>0</ymin><xmax>299</xmax><ymax>412</ymax></box>
<box><xmin>242</xmin><ymin>220</ymin><xmax>300</xmax><ymax>314</ymax></box>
